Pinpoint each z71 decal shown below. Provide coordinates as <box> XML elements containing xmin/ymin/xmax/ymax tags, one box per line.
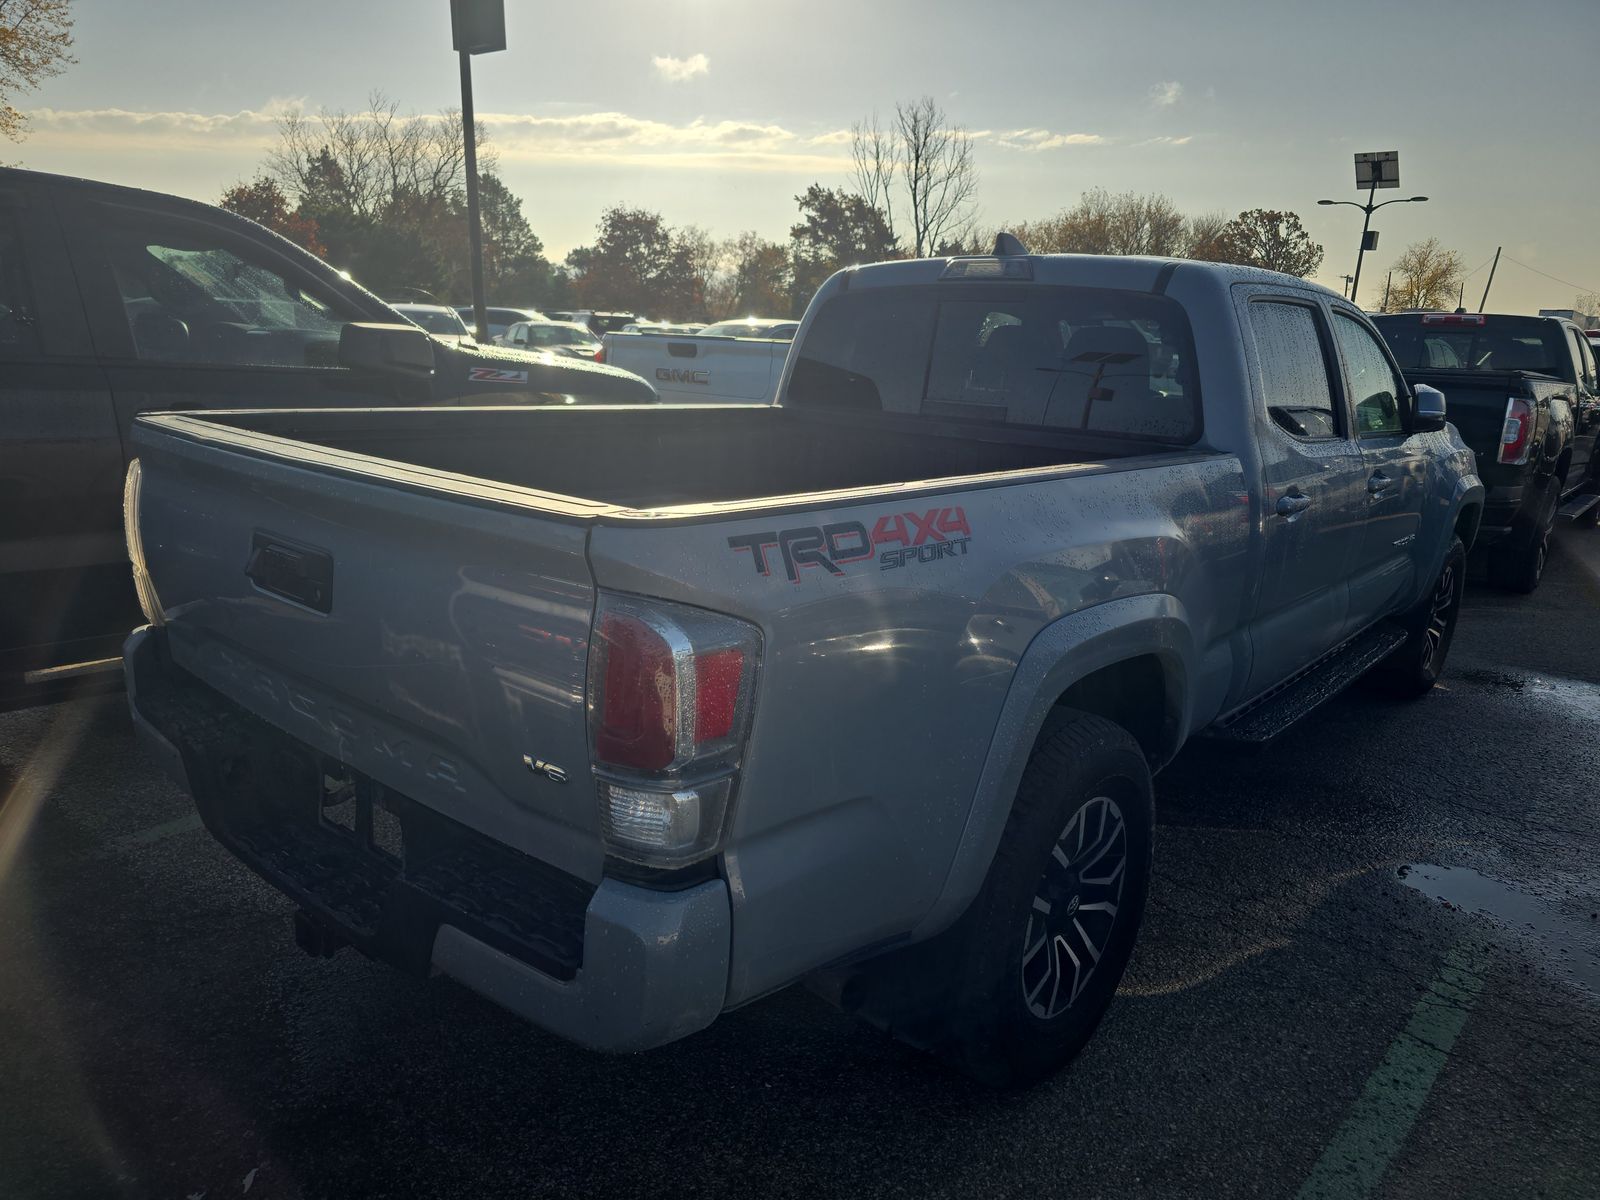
<box><xmin>728</xmin><ymin>506</ymin><xmax>972</xmax><ymax>584</ymax></box>
<box><xmin>469</xmin><ymin>367</ymin><xmax>530</xmax><ymax>384</ymax></box>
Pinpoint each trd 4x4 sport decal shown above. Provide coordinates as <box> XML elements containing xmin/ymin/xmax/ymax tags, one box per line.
<box><xmin>728</xmin><ymin>506</ymin><xmax>972</xmax><ymax>584</ymax></box>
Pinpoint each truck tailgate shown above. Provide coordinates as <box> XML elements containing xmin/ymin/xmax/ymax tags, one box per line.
<box><xmin>129</xmin><ymin>414</ymin><xmax>604</xmax><ymax>884</ymax></box>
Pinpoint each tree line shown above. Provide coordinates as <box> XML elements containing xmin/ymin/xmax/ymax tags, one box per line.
<box><xmin>220</xmin><ymin>93</ymin><xmax>1462</xmax><ymax>321</ymax></box>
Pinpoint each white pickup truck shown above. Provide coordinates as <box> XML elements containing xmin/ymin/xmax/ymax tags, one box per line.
<box><xmin>600</xmin><ymin>318</ymin><xmax>798</xmax><ymax>404</ymax></box>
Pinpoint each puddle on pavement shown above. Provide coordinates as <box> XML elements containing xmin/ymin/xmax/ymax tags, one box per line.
<box><xmin>1451</xmin><ymin>669</ymin><xmax>1600</xmax><ymax>722</ymax></box>
<box><xmin>1401</xmin><ymin>863</ymin><xmax>1600</xmax><ymax>1001</ymax></box>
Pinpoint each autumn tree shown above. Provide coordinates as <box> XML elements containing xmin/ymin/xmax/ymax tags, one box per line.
<box><xmin>1211</xmin><ymin>209</ymin><xmax>1323</xmax><ymax>277</ymax></box>
<box><xmin>1004</xmin><ymin>190</ymin><xmax>1188</xmax><ymax>256</ymax></box>
<box><xmin>0</xmin><ymin>0</ymin><xmax>74</xmax><ymax>142</ymax></box>
<box><xmin>476</xmin><ymin>171</ymin><xmax>558</xmax><ymax>304</ymax></box>
<box><xmin>790</xmin><ymin>184</ymin><xmax>898</xmax><ymax>310</ymax></box>
<box><xmin>565</xmin><ymin>206</ymin><xmax>704</xmax><ymax>319</ymax></box>
<box><xmin>220</xmin><ymin>176</ymin><xmax>326</xmax><ymax>257</ymax></box>
<box><xmin>1183</xmin><ymin>211</ymin><xmax>1232</xmax><ymax>262</ymax></box>
<box><xmin>851</xmin><ymin>97</ymin><xmax>977</xmax><ymax>257</ymax></box>
<box><xmin>1384</xmin><ymin>238</ymin><xmax>1463</xmax><ymax>312</ymax></box>
<box><xmin>719</xmin><ymin>232</ymin><xmax>791</xmax><ymax>318</ymax></box>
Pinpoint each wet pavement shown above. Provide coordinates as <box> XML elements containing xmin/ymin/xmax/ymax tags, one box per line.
<box><xmin>2</xmin><ymin>534</ymin><xmax>1597</xmax><ymax>1200</ymax></box>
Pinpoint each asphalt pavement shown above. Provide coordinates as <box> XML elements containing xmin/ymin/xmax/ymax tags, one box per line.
<box><xmin>2</xmin><ymin>536</ymin><xmax>1598</xmax><ymax>1200</ymax></box>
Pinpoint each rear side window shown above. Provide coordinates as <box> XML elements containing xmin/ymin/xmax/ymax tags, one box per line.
<box><xmin>1334</xmin><ymin>313</ymin><xmax>1405</xmax><ymax>437</ymax></box>
<box><xmin>787</xmin><ymin>284</ymin><xmax>1201</xmax><ymax>442</ymax></box>
<box><xmin>1249</xmin><ymin>301</ymin><xmax>1339</xmax><ymax>439</ymax></box>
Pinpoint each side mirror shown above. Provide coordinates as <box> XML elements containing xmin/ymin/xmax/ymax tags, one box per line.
<box><xmin>1411</xmin><ymin>383</ymin><xmax>1447</xmax><ymax>433</ymax></box>
<box><xmin>339</xmin><ymin>322</ymin><xmax>436</xmax><ymax>375</ymax></box>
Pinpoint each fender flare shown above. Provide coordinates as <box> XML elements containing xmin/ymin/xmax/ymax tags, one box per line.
<box><xmin>909</xmin><ymin>593</ymin><xmax>1198</xmax><ymax>942</ymax></box>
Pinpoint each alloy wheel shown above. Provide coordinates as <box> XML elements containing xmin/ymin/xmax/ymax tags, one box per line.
<box><xmin>1424</xmin><ymin>560</ymin><xmax>1457</xmax><ymax>670</ymax></box>
<box><xmin>1020</xmin><ymin>795</ymin><xmax>1128</xmax><ymax>1020</ymax></box>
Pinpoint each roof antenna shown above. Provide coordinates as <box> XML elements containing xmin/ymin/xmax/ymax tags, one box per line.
<box><xmin>993</xmin><ymin>231</ymin><xmax>1028</xmax><ymax>256</ymax></box>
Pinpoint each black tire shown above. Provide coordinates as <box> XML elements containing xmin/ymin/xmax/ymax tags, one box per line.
<box><xmin>1370</xmin><ymin>536</ymin><xmax>1466</xmax><ymax>698</ymax></box>
<box><xmin>1489</xmin><ymin>477</ymin><xmax>1558</xmax><ymax>593</ymax></box>
<box><xmin>841</xmin><ymin>710</ymin><xmax>1154</xmax><ymax>1089</ymax></box>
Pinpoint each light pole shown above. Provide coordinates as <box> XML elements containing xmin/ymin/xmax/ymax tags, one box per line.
<box><xmin>1317</xmin><ymin>191</ymin><xmax>1427</xmax><ymax>307</ymax></box>
<box><xmin>451</xmin><ymin>0</ymin><xmax>506</xmax><ymax>343</ymax></box>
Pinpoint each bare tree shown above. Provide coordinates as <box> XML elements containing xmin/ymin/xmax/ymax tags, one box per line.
<box><xmin>1386</xmin><ymin>238</ymin><xmax>1463</xmax><ymax>312</ymax></box>
<box><xmin>267</xmin><ymin>92</ymin><xmax>490</xmax><ymax>220</ymax></box>
<box><xmin>851</xmin><ymin>97</ymin><xmax>978</xmax><ymax>258</ymax></box>
<box><xmin>849</xmin><ymin>112</ymin><xmax>897</xmax><ymax>243</ymax></box>
<box><xmin>1184</xmin><ymin>211</ymin><xmax>1232</xmax><ymax>261</ymax></box>
<box><xmin>0</xmin><ymin>0</ymin><xmax>75</xmax><ymax>142</ymax></box>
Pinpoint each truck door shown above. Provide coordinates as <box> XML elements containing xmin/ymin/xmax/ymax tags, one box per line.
<box><xmin>1563</xmin><ymin>325</ymin><xmax>1598</xmax><ymax>487</ymax></box>
<box><xmin>1331</xmin><ymin>309</ymin><xmax>1428</xmax><ymax>628</ymax></box>
<box><xmin>0</xmin><ymin>180</ymin><xmax>129</xmax><ymax>697</ymax></box>
<box><xmin>60</xmin><ymin>188</ymin><xmax>414</xmax><ymax>447</ymax></box>
<box><xmin>1240</xmin><ymin>294</ymin><xmax>1366</xmax><ymax>696</ymax></box>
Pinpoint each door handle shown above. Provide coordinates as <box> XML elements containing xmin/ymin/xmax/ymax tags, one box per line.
<box><xmin>1367</xmin><ymin>472</ymin><xmax>1394</xmax><ymax>496</ymax></box>
<box><xmin>1275</xmin><ymin>493</ymin><xmax>1312</xmax><ymax>517</ymax></box>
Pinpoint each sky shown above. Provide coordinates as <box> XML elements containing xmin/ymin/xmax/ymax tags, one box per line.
<box><xmin>14</xmin><ymin>0</ymin><xmax>1599</xmax><ymax>314</ymax></box>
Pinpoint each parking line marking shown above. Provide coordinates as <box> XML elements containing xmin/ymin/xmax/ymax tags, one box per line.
<box><xmin>1295</xmin><ymin>939</ymin><xmax>1486</xmax><ymax>1200</ymax></box>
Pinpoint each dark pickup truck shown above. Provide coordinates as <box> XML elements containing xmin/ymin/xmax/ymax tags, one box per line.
<box><xmin>0</xmin><ymin>167</ymin><xmax>654</xmax><ymax>711</ymax></box>
<box><xmin>1374</xmin><ymin>311</ymin><xmax>1600</xmax><ymax>591</ymax></box>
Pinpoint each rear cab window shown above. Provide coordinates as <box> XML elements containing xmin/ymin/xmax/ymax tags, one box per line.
<box><xmin>1248</xmin><ymin>300</ymin><xmax>1341</xmax><ymax>439</ymax></box>
<box><xmin>786</xmin><ymin>283</ymin><xmax>1201</xmax><ymax>443</ymax></box>
<box><xmin>1373</xmin><ymin>314</ymin><xmax>1571</xmax><ymax>380</ymax></box>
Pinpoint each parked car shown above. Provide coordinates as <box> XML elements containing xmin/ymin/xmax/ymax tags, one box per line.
<box><xmin>599</xmin><ymin>318</ymin><xmax>800</xmax><ymax>404</ymax></box>
<box><xmin>455</xmin><ymin>305</ymin><xmax>546</xmax><ymax>343</ymax></box>
<box><xmin>569</xmin><ymin>310</ymin><xmax>639</xmax><ymax>336</ymax></box>
<box><xmin>0</xmin><ymin>166</ymin><xmax>655</xmax><ymax>712</ymax></box>
<box><xmin>391</xmin><ymin>302</ymin><xmax>474</xmax><ymax>344</ymax></box>
<box><xmin>503</xmin><ymin>319</ymin><xmax>603</xmax><ymax>360</ymax></box>
<box><xmin>1374</xmin><ymin>311</ymin><xmax>1600</xmax><ymax>590</ymax></box>
<box><xmin>123</xmin><ymin>252</ymin><xmax>1480</xmax><ymax>1087</ymax></box>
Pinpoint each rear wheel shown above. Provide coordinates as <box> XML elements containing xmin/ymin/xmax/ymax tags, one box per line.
<box><xmin>1370</xmin><ymin>536</ymin><xmax>1465</xmax><ymax>698</ymax></box>
<box><xmin>1489</xmin><ymin>478</ymin><xmax>1558</xmax><ymax>593</ymax></box>
<box><xmin>841</xmin><ymin>710</ymin><xmax>1154</xmax><ymax>1089</ymax></box>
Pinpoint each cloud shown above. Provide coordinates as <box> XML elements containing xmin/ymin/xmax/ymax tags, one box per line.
<box><xmin>1137</xmin><ymin>135</ymin><xmax>1193</xmax><ymax>147</ymax></box>
<box><xmin>994</xmin><ymin>128</ymin><xmax>1108</xmax><ymax>151</ymax></box>
<box><xmin>652</xmin><ymin>53</ymin><xmax>709</xmax><ymax>83</ymax></box>
<box><xmin>1149</xmin><ymin>81</ymin><xmax>1183</xmax><ymax>108</ymax></box>
<box><xmin>19</xmin><ymin>104</ymin><xmax>858</xmax><ymax>174</ymax></box>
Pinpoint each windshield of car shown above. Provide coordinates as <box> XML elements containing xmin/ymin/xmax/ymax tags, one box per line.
<box><xmin>787</xmin><ymin>283</ymin><xmax>1199</xmax><ymax>442</ymax></box>
<box><xmin>1373</xmin><ymin>316</ymin><xmax>1568</xmax><ymax>376</ymax></box>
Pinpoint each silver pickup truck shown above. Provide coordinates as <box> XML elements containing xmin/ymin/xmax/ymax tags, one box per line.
<box><xmin>122</xmin><ymin>253</ymin><xmax>1482</xmax><ymax>1086</ymax></box>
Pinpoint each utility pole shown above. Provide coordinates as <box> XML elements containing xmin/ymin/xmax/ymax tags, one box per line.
<box><xmin>1478</xmin><ymin>246</ymin><xmax>1502</xmax><ymax>313</ymax></box>
<box><xmin>1382</xmin><ymin>271</ymin><xmax>1392</xmax><ymax>313</ymax></box>
<box><xmin>451</xmin><ymin>0</ymin><xmax>506</xmax><ymax>343</ymax></box>
<box><xmin>1341</xmin><ymin>274</ymin><xmax>1355</xmax><ymax>299</ymax></box>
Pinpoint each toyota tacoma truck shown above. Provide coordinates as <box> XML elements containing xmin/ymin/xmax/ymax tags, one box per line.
<box><xmin>1373</xmin><ymin>310</ymin><xmax>1600</xmax><ymax>591</ymax></box>
<box><xmin>0</xmin><ymin>167</ymin><xmax>654</xmax><ymax>712</ymax></box>
<box><xmin>122</xmin><ymin>252</ymin><xmax>1482</xmax><ymax>1086</ymax></box>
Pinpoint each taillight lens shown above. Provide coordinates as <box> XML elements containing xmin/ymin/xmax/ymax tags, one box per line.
<box><xmin>1498</xmin><ymin>396</ymin><xmax>1534</xmax><ymax>465</ymax></box>
<box><xmin>587</xmin><ymin>594</ymin><xmax>761</xmax><ymax>865</ymax></box>
<box><xmin>593</xmin><ymin>345</ymin><xmax>605</xmax><ymax>363</ymax></box>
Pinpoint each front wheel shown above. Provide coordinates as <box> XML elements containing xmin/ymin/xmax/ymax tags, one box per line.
<box><xmin>1370</xmin><ymin>536</ymin><xmax>1466</xmax><ymax>698</ymax></box>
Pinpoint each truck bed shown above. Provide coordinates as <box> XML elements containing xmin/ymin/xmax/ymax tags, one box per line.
<box><xmin>140</xmin><ymin>404</ymin><xmax>1156</xmax><ymax>515</ymax></box>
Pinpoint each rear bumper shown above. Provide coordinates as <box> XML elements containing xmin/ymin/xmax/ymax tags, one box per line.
<box><xmin>123</xmin><ymin>626</ymin><xmax>730</xmax><ymax>1052</ymax></box>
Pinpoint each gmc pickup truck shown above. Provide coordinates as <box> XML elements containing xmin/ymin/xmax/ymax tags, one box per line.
<box><xmin>0</xmin><ymin>167</ymin><xmax>653</xmax><ymax>711</ymax></box>
<box><xmin>123</xmin><ymin>253</ymin><xmax>1482</xmax><ymax>1086</ymax></box>
<box><xmin>599</xmin><ymin>319</ymin><xmax>797</xmax><ymax>404</ymax></box>
<box><xmin>1374</xmin><ymin>311</ymin><xmax>1600</xmax><ymax>591</ymax></box>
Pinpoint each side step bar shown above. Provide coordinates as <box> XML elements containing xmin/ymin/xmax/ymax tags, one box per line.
<box><xmin>23</xmin><ymin>657</ymin><xmax>124</xmax><ymax>685</ymax></box>
<box><xmin>1557</xmin><ymin>493</ymin><xmax>1600</xmax><ymax>523</ymax></box>
<box><xmin>1202</xmin><ymin>623</ymin><xmax>1410</xmax><ymax>745</ymax></box>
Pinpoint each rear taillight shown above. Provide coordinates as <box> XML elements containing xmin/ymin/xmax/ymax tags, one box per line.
<box><xmin>587</xmin><ymin>594</ymin><xmax>761</xmax><ymax>866</ymax></box>
<box><xmin>1498</xmin><ymin>396</ymin><xmax>1534</xmax><ymax>465</ymax></box>
<box><xmin>593</xmin><ymin>345</ymin><xmax>605</xmax><ymax>363</ymax></box>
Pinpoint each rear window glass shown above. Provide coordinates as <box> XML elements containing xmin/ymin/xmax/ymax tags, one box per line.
<box><xmin>787</xmin><ymin>284</ymin><xmax>1200</xmax><ymax>443</ymax></box>
<box><xmin>1374</xmin><ymin>316</ymin><xmax>1568</xmax><ymax>377</ymax></box>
